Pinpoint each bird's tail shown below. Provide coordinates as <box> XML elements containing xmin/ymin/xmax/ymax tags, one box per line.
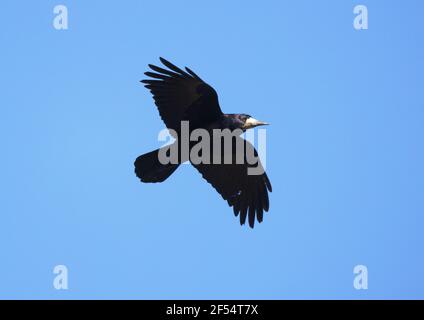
<box><xmin>134</xmin><ymin>147</ymin><xmax>180</xmax><ymax>183</ymax></box>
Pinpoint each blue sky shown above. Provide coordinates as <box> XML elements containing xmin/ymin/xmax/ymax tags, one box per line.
<box><xmin>1</xmin><ymin>0</ymin><xmax>423</xmax><ymax>299</ymax></box>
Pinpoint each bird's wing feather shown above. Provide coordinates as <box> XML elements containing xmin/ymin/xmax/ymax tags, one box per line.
<box><xmin>141</xmin><ymin>57</ymin><xmax>223</xmax><ymax>132</ymax></box>
<box><xmin>192</xmin><ymin>136</ymin><xmax>272</xmax><ymax>228</ymax></box>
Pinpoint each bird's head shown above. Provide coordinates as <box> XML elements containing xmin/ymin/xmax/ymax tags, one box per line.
<box><xmin>234</xmin><ymin>114</ymin><xmax>269</xmax><ymax>131</ymax></box>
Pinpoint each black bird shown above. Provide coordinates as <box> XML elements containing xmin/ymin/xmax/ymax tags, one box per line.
<box><xmin>134</xmin><ymin>58</ymin><xmax>272</xmax><ymax>228</ymax></box>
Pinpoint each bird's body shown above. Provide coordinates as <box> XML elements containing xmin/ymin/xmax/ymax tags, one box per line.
<box><xmin>135</xmin><ymin>58</ymin><xmax>272</xmax><ymax>228</ymax></box>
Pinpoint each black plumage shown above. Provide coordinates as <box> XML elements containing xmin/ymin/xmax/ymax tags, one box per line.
<box><xmin>135</xmin><ymin>58</ymin><xmax>272</xmax><ymax>228</ymax></box>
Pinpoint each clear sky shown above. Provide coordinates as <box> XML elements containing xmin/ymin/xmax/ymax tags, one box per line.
<box><xmin>1</xmin><ymin>0</ymin><xmax>423</xmax><ymax>299</ymax></box>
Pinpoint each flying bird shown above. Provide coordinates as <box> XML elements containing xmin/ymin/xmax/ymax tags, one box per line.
<box><xmin>134</xmin><ymin>58</ymin><xmax>272</xmax><ymax>228</ymax></box>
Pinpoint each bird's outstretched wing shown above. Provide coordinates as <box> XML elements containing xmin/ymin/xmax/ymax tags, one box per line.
<box><xmin>141</xmin><ymin>57</ymin><xmax>223</xmax><ymax>132</ymax></box>
<box><xmin>192</xmin><ymin>136</ymin><xmax>272</xmax><ymax>228</ymax></box>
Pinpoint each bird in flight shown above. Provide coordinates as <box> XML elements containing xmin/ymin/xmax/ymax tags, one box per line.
<box><xmin>134</xmin><ymin>58</ymin><xmax>272</xmax><ymax>228</ymax></box>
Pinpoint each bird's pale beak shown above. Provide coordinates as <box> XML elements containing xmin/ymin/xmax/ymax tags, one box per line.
<box><xmin>243</xmin><ymin>117</ymin><xmax>270</xmax><ymax>130</ymax></box>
